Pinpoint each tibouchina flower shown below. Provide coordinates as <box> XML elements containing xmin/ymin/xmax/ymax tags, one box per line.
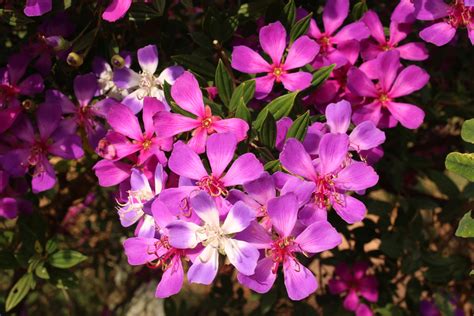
<box><xmin>93</xmin><ymin>53</ymin><xmax>132</xmax><ymax>99</ymax></box>
<box><xmin>166</xmin><ymin>191</ymin><xmax>259</xmax><ymax>284</ymax></box>
<box><xmin>114</xmin><ymin>45</ymin><xmax>184</xmax><ymax>113</ymax></box>
<box><xmin>153</xmin><ymin>71</ymin><xmax>249</xmax><ymax>153</ymax></box>
<box><xmin>117</xmin><ymin>165</ymin><xmax>166</xmax><ymax>237</ymax></box>
<box><xmin>123</xmin><ymin>199</ymin><xmax>197</xmax><ymax>298</ymax></box>
<box><xmin>164</xmin><ymin>133</ymin><xmax>264</xmax><ymax>212</ymax></box>
<box><xmin>280</xmin><ymin>135</ymin><xmax>379</xmax><ymax>224</ymax></box>
<box><xmin>361</xmin><ymin>10</ymin><xmax>428</xmax><ymax>61</ymax></box>
<box><xmin>48</xmin><ymin>73</ymin><xmax>107</xmax><ymax>148</ymax></box>
<box><xmin>308</xmin><ymin>0</ymin><xmax>370</xmax><ymax>68</ymax></box>
<box><xmin>231</xmin><ymin>21</ymin><xmax>319</xmax><ymax>99</ymax></box>
<box><xmin>102</xmin><ymin>0</ymin><xmax>132</xmax><ymax>22</ymax></box>
<box><xmin>329</xmin><ymin>262</ymin><xmax>379</xmax><ymax>316</ymax></box>
<box><xmin>347</xmin><ymin>50</ymin><xmax>429</xmax><ymax>129</ymax></box>
<box><xmin>103</xmin><ymin>97</ymin><xmax>173</xmax><ymax>165</ymax></box>
<box><xmin>415</xmin><ymin>0</ymin><xmax>474</xmax><ymax>46</ymax></box>
<box><xmin>237</xmin><ymin>193</ymin><xmax>342</xmax><ymax>300</ymax></box>
<box><xmin>0</xmin><ymin>102</ymin><xmax>83</xmax><ymax>193</ymax></box>
<box><xmin>24</xmin><ymin>0</ymin><xmax>52</xmax><ymax>17</ymax></box>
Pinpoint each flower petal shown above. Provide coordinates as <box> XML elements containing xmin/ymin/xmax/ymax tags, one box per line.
<box><xmin>231</xmin><ymin>46</ymin><xmax>271</xmax><ymax>74</ymax></box>
<box><xmin>237</xmin><ymin>257</ymin><xmax>277</xmax><ymax>293</ymax></box>
<box><xmin>326</xmin><ymin>100</ymin><xmax>352</xmax><ymax>133</ymax></box>
<box><xmin>396</xmin><ymin>42</ymin><xmax>429</xmax><ymax>61</ymax></box>
<box><xmin>187</xmin><ymin>246</ymin><xmax>219</xmax><ymax>285</ymax></box>
<box><xmin>415</xmin><ymin>0</ymin><xmax>451</xmax><ymax>20</ymax></box>
<box><xmin>222</xmin><ymin>201</ymin><xmax>256</xmax><ymax>234</ymax></box>
<box><xmin>225</xmin><ymin>239</ymin><xmax>259</xmax><ymax>275</ymax></box>
<box><xmin>343</xmin><ymin>289</ymin><xmax>360</xmax><ymax>311</ymax></box>
<box><xmin>385</xmin><ymin>101</ymin><xmax>425</xmax><ymax>129</ymax></box>
<box><xmin>295</xmin><ymin>221</ymin><xmax>341</xmax><ymax>253</ymax></box>
<box><xmin>212</xmin><ymin>118</ymin><xmax>249</xmax><ymax>141</ymax></box>
<box><xmin>153</xmin><ymin>111</ymin><xmax>200</xmax><ymax>138</ymax></box>
<box><xmin>347</xmin><ymin>67</ymin><xmax>378</xmax><ymax>98</ymax></box>
<box><xmin>333</xmin><ymin>21</ymin><xmax>370</xmax><ymax>43</ymax></box>
<box><xmin>362</xmin><ymin>11</ymin><xmax>386</xmax><ymax>44</ymax></box>
<box><xmin>280</xmin><ymin>138</ymin><xmax>317</xmax><ymax>181</ymax></box>
<box><xmin>334</xmin><ymin>162</ymin><xmax>379</xmax><ymax>191</ymax></box>
<box><xmin>190</xmin><ymin>191</ymin><xmax>220</xmax><ymax>226</ymax></box>
<box><xmin>168</xmin><ymin>142</ymin><xmax>208</xmax><ymax>180</ymax></box>
<box><xmin>171</xmin><ymin>71</ymin><xmax>205</xmax><ymax>117</ymax></box>
<box><xmin>24</xmin><ymin>0</ymin><xmax>52</xmax><ymax>16</ymax></box>
<box><xmin>283</xmin><ymin>257</ymin><xmax>318</xmax><ymax>301</ymax></box>
<box><xmin>93</xmin><ymin>159</ymin><xmax>131</xmax><ymax>187</ymax></box>
<box><xmin>349</xmin><ymin>121</ymin><xmax>386</xmax><ymax>151</ymax></box>
<box><xmin>419</xmin><ymin>22</ymin><xmax>456</xmax><ymax>46</ymax></box>
<box><xmin>166</xmin><ymin>220</ymin><xmax>200</xmax><ymax>249</ymax></box>
<box><xmin>123</xmin><ymin>237</ymin><xmax>159</xmax><ymax>265</ymax></box>
<box><xmin>254</xmin><ymin>75</ymin><xmax>275</xmax><ymax>99</ymax></box>
<box><xmin>377</xmin><ymin>50</ymin><xmax>401</xmax><ymax>92</ymax></box>
<box><xmin>280</xmin><ymin>72</ymin><xmax>313</xmax><ymax>91</ymax></box>
<box><xmin>155</xmin><ymin>257</ymin><xmax>184</xmax><ymax>298</ymax></box>
<box><xmin>259</xmin><ymin>21</ymin><xmax>287</xmax><ymax>65</ymax></box>
<box><xmin>283</xmin><ymin>36</ymin><xmax>319</xmax><ymax>70</ymax></box>
<box><xmin>206</xmin><ymin>133</ymin><xmax>237</xmax><ymax>178</ymax></box>
<box><xmin>102</xmin><ymin>0</ymin><xmax>132</xmax><ymax>22</ymax></box>
<box><xmin>138</xmin><ymin>45</ymin><xmax>159</xmax><ymax>74</ymax></box>
<box><xmin>318</xmin><ymin>133</ymin><xmax>349</xmax><ymax>175</ymax></box>
<box><xmin>267</xmin><ymin>193</ymin><xmax>298</xmax><ymax>237</ymax></box>
<box><xmin>333</xmin><ymin>195</ymin><xmax>367</xmax><ymax>224</ymax></box>
<box><xmin>106</xmin><ymin>102</ymin><xmax>142</xmax><ymax>140</ymax></box>
<box><xmin>323</xmin><ymin>0</ymin><xmax>349</xmax><ymax>34</ymax></box>
<box><xmin>243</xmin><ymin>173</ymin><xmax>276</xmax><ymax>205</ymax></box>
<box><xmin>74</xmin><ymin>73</ymin><xmax>97</xmax><ymax>107</ymax></box>
<box><xmin>221</xmin><ymin>153</ymin><xmax>264</xmax><ymax>186</ymax></box>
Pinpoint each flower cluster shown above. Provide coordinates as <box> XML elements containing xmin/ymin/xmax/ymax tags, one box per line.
<box><xmin>5</xmin><ymin>0</ymin><xmax>470</xmax><ymax>312</ymax></box>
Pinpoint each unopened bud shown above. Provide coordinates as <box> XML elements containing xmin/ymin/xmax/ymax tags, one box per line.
<box><xmin>22</xmin><ymin>99</ymin><xmax>36</xmax><ymax>111</ymax></box>
<box><xmin>111</xmin><ymin>54</ymin><xmax>125</xmax><ymax>68</ymax></box>
<box><xmin>67</xmin><ymin>52</ymin><xmax>83</xmax><ymax>67</ymax></box>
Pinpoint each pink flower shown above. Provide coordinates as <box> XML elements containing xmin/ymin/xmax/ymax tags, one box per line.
<box><xmin>415</xmin><ymin>0</ymin><xmax>474</xmax><ymax>46</ymax></box>
<box><xmin>237</xmin><ymin>193</ymin><xmax>341</xmax><ymax>300</ymax></box>
<box><xmin>329</xmin><ymin>262</ymin><xmax>379</xmax><ymax>316</ymax></box>
<box><xmin>308</xmin><ymin>0</ymin><xmax>370</xmax><ymax>68</ymax></box>
<box><xmin>347</xmin><ymin>50</ymin><xmax>429</xmax><ymax>129</ymax></box>
<box><xmin>24</xmin><ymin>0</ymin><xmax>52</xmax><ymax>17</ymax></box>
<box><xmin>231</xmin><ymin>21</ymin><xmax>319</xmax><ymax>99</ymax></box>
<box><xmin>102</xmin><ymin>0</ymin><xmax>133</xmax><ymax>22</ymax></box>
<box><xmin>361</xmin><ymin>10</ymin><xmax>428</xmax><ymax>61</ymax></box>
<box><xmin>153</xmin><ymin>71</ymin><xmax>249</xmax><ymax>153</ymax></box>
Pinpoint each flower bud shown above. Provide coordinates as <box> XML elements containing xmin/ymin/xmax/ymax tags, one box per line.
<box><xmin>67</xmin><ymin>52</ymin><xmax>83</xmax><ymax>67</ymax></box>
<box><xmin>111</xmin><ymin>54</ymin><xmax>125</xmax><ymax>68</ymax></box>
<box><xmin>21</xmin><ymin>99</ymin><xmax>36</xmax><ymax>111</ymax></box>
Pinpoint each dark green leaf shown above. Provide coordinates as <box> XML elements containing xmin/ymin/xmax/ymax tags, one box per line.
<box><xmin>455</xmin><ymin>210</ymin><xmax>474</xmax><ymax>238</ymax></box>
<box><xmin>71</xmin><ymin>27</ymin><xmax>98</xmax><ymax>54</ymax></box>
<box><xmin>128</xmin><ymin>3</ymin><xmax>161</xmax><ymax>21</ymax></box>
<box><xmin>215</xmin><ymin>59</ymin><xmax>234</xmax><ymax>107</ymax></box>
<box><xmin>286</xmin><ymin>111</ymin><xmax>310</xmax><ymax>141</ymax></box>
<box><xmin>282</xmin><ymin>0</ymin><xmax>296</xmax><ymax>28</ymax></box>
<box><xmin>6</xmin><ymin>273</ymin><xmax>34</xmax><ymax>312</ymax></box>
<box><xmin>352</xmin><ymin>1</ymin><xmax>368</xmax><ymax>20</ymax></box>
<box><xmin>229</xmin><ymin>80</ymin><xmax>256</xmax><ymax>113</ymax></box>
<box><xmin>312</xmin><ymin>64</ymin><xmax>335</xmax><ymax>86</ymax></box>
<box><xmin>254</xmin><ymin>92</ymin><xmax>298</xmax><ymax>130</ymax></box>
<box><xmin>264</xmin><ymin>160</ymin><xmax>282</xmax><ymax>173</ymax></box>
<box><xmin>259</xmin><ymin>111</ymin><xmax>276</xmax><ymax>148</ymax></box>
<box><xmin>171</xmin><ymin>54</ymin><xmax>216</xmax><ymax>78</ymax></box>
<box><xmin>152</xmin><ymin>0</ymin><xmax>166</xmax><ymax>15</ymax></box>
<box><xmin>289</xmin><ymin>13</ymin><xmax>312</xmax><ymax>43</ymax></box>
<box><xmin>235</xmin><ymin>98</ymin><xmax>251</xmax><ymax>124</ymax></box>
<box><xmin>48</xmin><ymin>250</ymin><xmax>87</xmax><ymax>269</ymax></box>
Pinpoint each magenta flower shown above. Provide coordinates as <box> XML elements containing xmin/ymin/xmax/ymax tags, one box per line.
<box><xmin>231</xmin><ymin>21</ymin><xmax>319</xmax><ymax>99</ymax></box>
<box><xmin>361</xmin><ymin>10</ymin><xmax>428</xmax><ymax>61</ymax></box>
<box><xmin>117</xmin><ymin>164</ymin><xmax>166</xmax><ymax>237</ymax></box>
<box><xmin>415</xmin><ymin>0</ymin><xmax>474</xmax><ymax>46</ymax></box>
<box><xmin>392</xmin><ymin>0</ymin><xmax>417</xmax><ymax>24</ymax></box>
<box><xmin>280</xmin><ymin>135</ymin><xmax>378</xmax><ymax>224</ymax></box>
<box><xmin>93</xmin><ymin>159</ymin><xmax>135</xmax><ymax>188</ymax></box>
<box><xmin>48</xmin><ymin>73</ymin><xmax>107</xmax><ymax>148</ymax></box>
<box><xmin>165</xmin><ymin>133</ymin><xmax>264</xmax><ymax>208</ymax></box>
<box><xmin>0</xmin><ymin>102</ymin><xmax>83</xmax><ymax>193</ymax></box>
<box><xmin>123</xmin><ymin>198</ymin><xmax>197</xmax><ymax>298</ymax></box>
<box><xmin>166</xmin><ymin>191</ymin><xmax>259</xmax><ymax>284</ymax></box>
<box><xmin>308</xmin><ymin>0</ymin><xmax>370</xmax><ymax>68</ymax></box>
<box><xmin>237</xmin><ymin>193</ymin><xmax>341</xmax><ymax>300</ymax></box>
<box><xmin>24</xmin><ymin>0</ymin><xmax>52</xmax><ymax>17</ymax></box>
<box><xmin>104</xmin><ymin>97</ymin><xmax>173</xmax><ymax>165</ymax></box>
<box><xmin>102</xmin><ymin>0</ymin><xmax>132</xmax><ymax>22</ymax></box>
<box><xmin>114</xmin><ymin>44</ymin><xmax>184</xmax><ymax>113</ymax></box>
<box><xmin>347</xmin><ymin>50</ymin><xmax>429</xmax><ymax>129</ymax></box>
<box><xmin>153</xmin><ymin>71</ymin><xmax>249</xmax><ymax>153</ymax></box>
<box><xmin>329</xmin><ymin>262</ymin><xmax>378</xmax><ymax>316</ymax></box>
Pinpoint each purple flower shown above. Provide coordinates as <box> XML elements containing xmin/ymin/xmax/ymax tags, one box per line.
<box><xmin>392</xmin><ymin>0</ymin><xmax>417</xmax><ymax>24</ymax></box>
<box><xmin>0</xmin><ymin>102</ymin><xmax>83</xmax><ymax>193</ymax></box>
<box><xmin>153</xmin><ymin>71</ymin><xmax>249</xmax><ymax>153</ymax></box>
<box><xmin>114</xmin><ymin>44</ymin><xmax>184</xmax><ymax>113</ymax></box>
<box><xmin>237</xmin><ymin>193</ymin><xmax>341</xmax><ymax>300</ymax></box>
<box><xmin>93</xmin><ymin>53</ymin><xmax>132</xmax><ymax>99</ymax></box>
<box><xmin>415</xmin><ymin>0</ymin><xmax>474</xmax><ymax>46</ymax></box>
<box><xmin>48</xmin><ymin>73</ymin><xmax>107</xmax><ymax>148</ymax></box>
<box><xmin>347</xmin><ymin>50</ymin><xmax>429</xmax><ymax>129</ymax></box>
<box><xmin>164</xmin><ymin>133</ymin><xmax>264</xmax><ymax>210</ymax></box>
<box><xmin>231</xmin><ymin>21</ymin><xmax>319</xmax><ymax>99</ymax></box>
<box><xmin>329</xmin><ymin>262</ymin><xmax>378</xmax><ymax>316</ymax></box>
<box><xmin>361</xmin><ymin>10</ymin><xmax>428</xmax><ymax>61</ymax></box>
<box><xmin>102</xmin><ymin>0</ymin><xmax>132</xmax><ymax>22</ymax></box>
<box><xmin>280</xmin><ymin>135</ymin><xmax>379</xmax><ymax>224</ymax></box>
<box><xmin>117</xmin><ymin>164</ymin><xmax>166</xmax><ymax>237</ymax></box>
<box><xmin>308</xmin><ymin>0</ymin><xmax>370</xmax><ymax>68</ymax></box>
<box><xmin>24</xmin><ymin>0</ymin><xmax>52</xmax><ymax>17</ymax></box>
<box><xmin>166</xmin><ymin>191</ymin><xmax>259</xmax><ymax>284</ymax></box>
<box><xmin>0</xmin><ymin>170</ymin><xmax>32</xmax><ymax>219</ymax></box>
<box><xmin>123</xmin><ymin>198</ymin><xmax>196</xmax><ymax>298</ymax></box>
<box><xmin>103</xmin><ymin>97</ymin><xmax>173</xmax><ymax>165</ymax></box>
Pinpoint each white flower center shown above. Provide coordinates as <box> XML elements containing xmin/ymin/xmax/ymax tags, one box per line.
<box><xmin>197</xmin><ymin>223</ymin><xmax>228</xmax><ymax>254</ymax></box>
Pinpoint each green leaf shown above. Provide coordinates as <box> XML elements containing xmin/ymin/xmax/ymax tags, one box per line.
<box><xmin>455</xmin><ymin>210</ymin><xmax>474</xmax><ymax>238</ymax></box>
<box><xmin>259</xmin><ymin>111</ymin><xmax>276</xmax><ymax>148</ymax></box>
<box><xmin>152</xmin><ymin>0</ymin><xmax>166</xmax><ymax>15</ymax></box>
<box><xmin>254</xmin><ymin>92</ymin><xmax>298</xmax><ymax>130</ymax></box>
<box><xmin>352</xmin><ymin>1</ymin><xmax>368</xmax><ymax>20</ymax></box>
<box><xmin>289</xmin><ymin>13</ymin><xmax>312</xmax><ymax>43</ymax></box>
<box><xmin>229</xmin><ymin>80</ymin><xmax>256</xmax><ymax>113</ymax></box>
<box><xmin>461</xmin><ymin>118</ymin><xmax>474</xmax><ymax>143</ymax></box>
<box><xmin>35</xmin><ymin>262</ymin><xmax>50</xmax><ymax>280</ymax></box>
<box><xmin>427</xmin><ymin>170</ymin><xmax>460</xmax><ymax>197</ymax></box>
<box><xmin>286</xmin><ymin>111</ymin><xmax>310</xmax><ymax>141</ymax></box>
<box><xmin>235</xmin><ymin>98</ymin><xmax>251</xmax><ymax>124</ymax></box>
<box><xmin>264</xmin><ymin>160</ymin><xmax>282</xmax><ymax>173</ymax></box>
<box><xmin>215</xmin><ymin>59</ymin><xmax>234</xmax><ymax>107</ymax></box>
<box><xmin>48</xmin><ymin>250</ymin><xmax>87</xmax><ymax>269</ymax></box>
<box><xmin>445</xmin><ymin>152</ymin><xmax>474</xmax><ymax>181</ymax></box>
<box><xmin>171</xmin><ymin>54</ymin><xmax>216</xmax><ymax>79</ymax></box>
<box><xmin>282</xmin><ymin>0</ymin><xmax>296</xmax><ymax>28</ymax></box>
<box><xmin>312</xmin><ymin>64</ymin><xmax>335</xmax><ymax>86</ymax></box>
<box><xmin>128</xmin><ymin>3</ymin><xmax>161</xmax><ymax>21</ymax></box>
<box><xmin>6</xmin><ymin>273</ymin><xmax>34</xmax><ymax>312</ymax></box>
<box><xmin>189</xmin><ymin>32</ymin><xmax>213</xmax><ymax>49</ymax></box>
<box><xmin>45</xmin><ymin>239</ymin><xmax>58</xmax><ymax>254</ymax></box>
